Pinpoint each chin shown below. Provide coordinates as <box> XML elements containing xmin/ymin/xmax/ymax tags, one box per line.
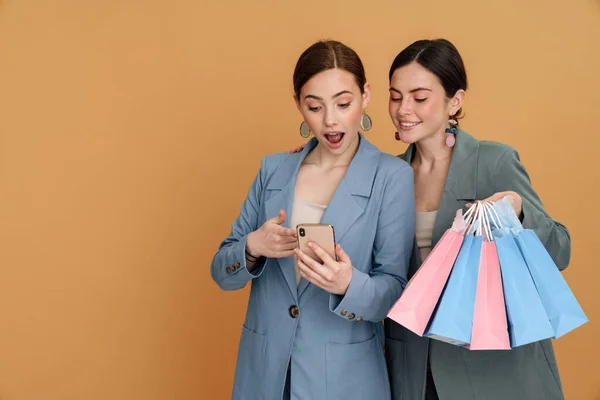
<box><xmin>396</xmin><ymin>131</ymin><xmax>420</xmax><ymax>144</ymax></box>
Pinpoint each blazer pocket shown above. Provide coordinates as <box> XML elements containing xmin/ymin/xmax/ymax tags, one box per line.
<box><xmin>385</xmin><ymin>338</ymin><xmax>406</xmax><ymax>400</ymax></box>
<box><xmin>326</xmin><ymin>335</ymin><xmax>390</xmax><ymax>400</ymax></box>
<box><xmin>232</xmin><ymin>325</ymin><xmax>267</xmax><ymax>400</ymax></box>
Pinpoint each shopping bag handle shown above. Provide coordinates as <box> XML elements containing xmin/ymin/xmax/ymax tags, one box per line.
<box><xmin>467</xmin><ymin>201</ymin><xmax>484</xmax><ymax>236</ymax></box>
<box><xmin>482</xmin><ymin>202</ymin><xmax>503</xmax><ymax>230</ymax></box>
<box><xmin>480</xmin><ymin>202</ymin><xmax>494</xmax><ymax>241</ymax></box>
<box><xmin>464</xmin><ymin>202</ymin><xmax>477</xmax><ymax>225</ymax></box>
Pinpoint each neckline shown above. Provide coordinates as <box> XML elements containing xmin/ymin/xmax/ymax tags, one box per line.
<box><xmin>296</xmin><ymin>197</ymin><xmax>327</xmax><ymax>208</ymax></box>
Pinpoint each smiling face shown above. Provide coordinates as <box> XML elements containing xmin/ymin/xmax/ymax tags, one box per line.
<box><xmin>389</xmin><ymin>62</ymin><xmax>464</xmax><ymax>144</ymax></box>
<box><xmin>296</xmin><ymin>68</ymin><xmax>370</xmax><ymax>155</ymax></box>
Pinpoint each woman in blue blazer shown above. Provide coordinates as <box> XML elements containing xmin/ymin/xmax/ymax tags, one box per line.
<box><xmin>211</xmin><ymin>40</ymin><xmax>416</xmax><ymax>400</ymax></box>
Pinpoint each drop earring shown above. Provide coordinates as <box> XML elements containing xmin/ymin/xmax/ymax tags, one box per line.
<box><xmin>300</xmin><ymin>121</ymin><xmax>311</xmax><ymax>138</ymax></box>
<box><xmin>445</xmin><ymin>117</ymin><xmax>458</xmax><ymax>147</ymax></box>
<box><xmin>360</xmin><ymin>113</ymin><xmax>372</xmax><ymax>131</ymax></box>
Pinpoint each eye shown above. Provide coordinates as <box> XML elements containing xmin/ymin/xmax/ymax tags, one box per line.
<box><xmin>415</xmin><ymin>98</ymin><xmax>427</xmax><ymax>103</ymax></box>
<box><xmin>308</xmin><ymin>106</ymin><xmax>321</xmax><ymax>112</ymax></box>
<box><xmin>339</xmin><ymin>102</ymin><xmax>351</xmax><ymax>109</ymax></box>
<box><xmin>390</xmin><ymin>97</ymin><xmax>402</xmax><ymax>102</ymax></box>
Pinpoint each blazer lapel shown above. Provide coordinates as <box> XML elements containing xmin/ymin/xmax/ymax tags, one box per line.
<box><xmin>432</xmin><ymin>129</ymin><xmax>479</xmax><ymax>245</ymax></box>
<box><xmin>297</xmin><ymin>134</ymin><xmax>379</xmax><ymax>298</ymax></box>
<box><xmin>264</xmin><ymin>138</ymin><xmax>320</xmax><ymax>302</ymax></box>
<box><xmin>400</xmin><ymin>128</ymin><xmax>480</xmax><ymax>253</ymax></box>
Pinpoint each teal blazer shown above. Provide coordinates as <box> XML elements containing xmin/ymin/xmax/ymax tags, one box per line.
<box><xmin>385</xmin><ymin>128</ymin><xmax>570</xmax><ymax>400</ymax></box>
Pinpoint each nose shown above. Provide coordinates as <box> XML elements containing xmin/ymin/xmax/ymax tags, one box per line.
<box><xmin>324</xmin><ymin>108</ymin><xmax>337</xmax><ymax>127</ymax></box>
<box><xmin>398</xmin><ymin>99</ymin><xmax>412</xmax><ymax>117</ymax></box>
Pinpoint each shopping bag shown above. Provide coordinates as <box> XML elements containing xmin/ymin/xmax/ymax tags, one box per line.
<box><xmin>467</xmin><ymin>203</ymin><xmax>511</xmax><ymax>350</ymax></box>
<box><xmin>387</xmin><ymin>209</ymin><xmax>468</xmax><ymax>336</ymax></box>
<box><xmin>487</xmin><ymin>203</ymin><xmax>554</xmax><ymax>347</ymax></box>
<box><xmin>492</xmin><ymin>198</ymin><xmax>588</xmax><ymax>338</ymax></box>
<box><xmin>424</xmin><ymin>233</ymin><xmax>482</xmax><ymax>346</ymax></box>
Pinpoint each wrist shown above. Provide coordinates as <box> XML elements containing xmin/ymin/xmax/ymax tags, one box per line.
<box><xmin>339</xmin><ymin>270</ymin><xmax>353</xmax><ymax>295</ymax></box>
<box><xmin>514</xmin><ymin>193</ymin><xmax>524</xmax><ymax>220</ymax></box>
<box><xmin>246</xmin><ymin>232</ymin><xmax>261</xmax><ymax>258</ymax></box>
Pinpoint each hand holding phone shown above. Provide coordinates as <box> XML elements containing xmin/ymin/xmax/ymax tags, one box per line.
<box><xmin>296</xmin><ymin>224</ymin><xmax>336</xmax><ymax>263</ymax></box>
<box><xmin>294</xmin><ymin>224</ymin><xmax>353</xmax><ymax>295</ymax></box>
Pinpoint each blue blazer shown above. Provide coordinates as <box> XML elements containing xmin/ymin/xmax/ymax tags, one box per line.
<box><xmin>211</xmin><ymin>135</ymin><xmax>415</xmax><ymax>400</ymax></box>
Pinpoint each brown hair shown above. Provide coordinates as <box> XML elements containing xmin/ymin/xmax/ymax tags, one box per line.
<box><xmin>293</xmin><ymin>40</ymin><xmax>366</xmax><ymax>99</ymax></box>
<box><xmin>389</xmin><ymin>38</ymin><xmax>468</xmax><ymax>121</ymax></box>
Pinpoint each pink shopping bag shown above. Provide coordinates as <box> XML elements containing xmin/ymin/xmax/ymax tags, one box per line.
<box><xmin>387</xmin><ymin>209</ymin><xmax>468</xmax><ymax>336</ymax></box>
<box><xmin>467</xmin><ymin>204</ymin><xmax>510</xmax><ymax>350</ymax></box>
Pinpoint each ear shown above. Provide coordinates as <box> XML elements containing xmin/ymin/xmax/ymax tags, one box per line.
<box><xmin>293</xmin><ymin>93</ymin><xmax>301</xmax><ymax>111</ymax></box>
<box><xmin>448</xmin><ymin>89</ymin><xmax>466</xmax><ymax>117</ymax></box>
<box><xmin>362</xmin><ymin>82</ymin><xmax>372</xmax><ymax>109</ymax></box>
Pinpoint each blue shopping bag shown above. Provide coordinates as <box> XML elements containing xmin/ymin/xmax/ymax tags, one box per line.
<box><xmin>492</xmin><ymin>228</ymin><xmax>554</xmax><ymax>347</ymax></box>
<box><xmin>424</xmin><ymin>234</ymin><xmax>482</xmax><ymax>346</ymax></box>
<box><xmin>492</xmin><ymin>198</ymin><xmax>588</xmax><ymax>338</ymax></box>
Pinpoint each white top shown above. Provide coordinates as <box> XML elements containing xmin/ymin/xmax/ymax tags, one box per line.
<box><xmin>290</xmin><ymin>196</ymin><xmax>327</xmax><ymax>286</ymax></box>
<box><xmin>416</xmin><ymin>211</ymin><xmax>437</xmax><ymax>263</ymax></box>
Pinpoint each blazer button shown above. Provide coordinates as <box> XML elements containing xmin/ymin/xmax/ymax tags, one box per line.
<box><xmin>226</xmin><ymin>267</ymin><xmax>232</xmax><ymax>273</ymax></box>
<box><xmin>356</xmin><ymin>317</ymin><xmax>363</xmax><ymax>322</ymax></box>
<box><xmin>340</xmin><ymin>309</ymin><xmax>348</xmax><ymax>316</ymax></box>
<box><xmin>348</xmin><ymin>313</ymin><xmax>355</xmax><ymax>320</ymax></box>
<box><xmin>289</xmin><ymin>305</ymin><xmax>299</xmax><ymax>319</ymax></box>
<box><xmin>234</xmin><ymin>261</ymin><xmax>240</xmax><ymax>268</ymax></box>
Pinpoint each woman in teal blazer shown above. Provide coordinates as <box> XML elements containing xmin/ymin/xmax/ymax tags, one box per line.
<box><xmin>384</xmin><ymin>38</ymin><xmax>570</xmax><ymax>400</ymax></box>
<box><xmin>211</xmin><ymin>40</ymin><xmax>415</xmax><ymax>400</ymax></box>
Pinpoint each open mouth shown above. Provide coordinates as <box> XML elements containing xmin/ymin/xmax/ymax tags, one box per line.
<box><xmin>324</xmin><ymin>132</ymin><xmax>345</xmax><ymax>146</ymax></box>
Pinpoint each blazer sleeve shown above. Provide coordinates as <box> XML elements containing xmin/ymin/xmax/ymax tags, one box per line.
<box><xmin>329</xmin><ymin>164</ymin><xmax>416</xmax><ymax>322</ymax></box>
<box><xmin>494</xmin><ymin>148</ymin><xmax>571</xmax><ymax>270</ymax></box>
<box><xmin>210</xmin><ymin>157</ymin><xmax>267</xmax><ymax>290</ymax></box>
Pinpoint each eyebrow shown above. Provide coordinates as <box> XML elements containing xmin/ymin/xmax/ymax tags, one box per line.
<box><xmin>304</xmin><ymin>90</ymin><xmax>354</xmax><ymax>101</ymax></box>
<box><xmin>389</xmin><ymin>87</ymin><xmax>432</xmax><ymax>94</ymax></box>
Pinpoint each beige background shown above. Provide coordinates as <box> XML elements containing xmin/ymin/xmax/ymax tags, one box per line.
<box><xmin>1</xmin><ymin>0</ymin><xmax>599</xmax><ymax>399</ymax></box>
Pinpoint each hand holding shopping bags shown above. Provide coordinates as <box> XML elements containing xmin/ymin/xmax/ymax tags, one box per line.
<box><xmin>388</xmin><ymin>199</ymin><xmax>587</xmax><ymax>350</ymax></box>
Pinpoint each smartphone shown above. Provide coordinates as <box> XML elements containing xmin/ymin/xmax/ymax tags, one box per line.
<box><xmin>296</xmin><ymin>223</ymin><xmax>336</xmax><ymax>263</ymax></box>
